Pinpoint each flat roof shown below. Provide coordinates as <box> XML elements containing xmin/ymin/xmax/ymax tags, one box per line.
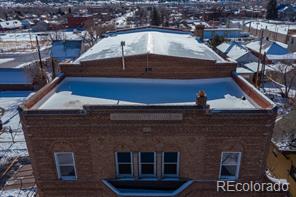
<box><xmin>75</xmin><ymin>30</ymin><xmax>225</xmax><ymax>63</ymax></box>
<box><xmin>35</xmin><ymin>77</ymin><xmax>258</xmax><ymax>110</ymax></box>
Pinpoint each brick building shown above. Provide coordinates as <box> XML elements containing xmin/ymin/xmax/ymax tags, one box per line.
<box><xmin>19</xmin><ymin>28</ymin><xmax>284</xmax><ymax>196</ymax></box>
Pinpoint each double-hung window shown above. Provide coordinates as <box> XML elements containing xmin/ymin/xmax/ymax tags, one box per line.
<box><xmin>54</xmin><ymin>152</ymin><xmax>77</xmax><ymax>180</ymax></box>
<box><xmin>139</xmin><ymin>152</ymin><xmax>156</xmax><ymax>176</ymax></box>
<box><xmin>162</xmin><ymin>152</ymin><xmax>179</xmax><ymax>177</ymax></box>
<box><xmin>219</xmin><ymin>152</ymin><xmax>241</xmax><ymax>180</ymax></box>
<box><xmin>116</xmin><ymin>152</ymin><xmax>133</xmax><ymax>177</ymax></box>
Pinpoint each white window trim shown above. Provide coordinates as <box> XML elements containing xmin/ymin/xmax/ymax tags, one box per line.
<box><xmin>139</xmin><ymin>152</ymin><xmax>156</xmax><ymax>177</ymax></box>
<box><xmin>162</xmin><ymin>152</ymin><xmax>180</xmax><ymax>177</ymax></box>
<box><xmin>219</xmin><ymin>152</ymin><xmax>241</xmax><ymax>181</ymax></box>
<box><xmin>115</xmin><ymin>152</ymin><xmax>133</xmax><ymax>177</ymax></box>
<box><xmin>54</xmin><ymin>152</ymin><xmax>77</xmax><ymax>181</ymax></box>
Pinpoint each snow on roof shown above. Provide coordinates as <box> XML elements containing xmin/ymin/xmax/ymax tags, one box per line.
<box><xmin>227</xmin><ymin>46</ymin><xmax>249</xmax><ymax>60</ymax></box>
<box><xmin>236</xmin><ymin>66</ymin><xmax>254</xmax><ymax>74</ymax></box>
<box><xmin>246</xmin><ymin>40</ymin><xmax>288</xmax><ymax>55</ymax></box>
<box><xmin>217</xmin><ymin>42</ymin><xmax>231</xmax><ymax>53</ymax></box>
<box><xmin>75</xmin><ymin>30</ymin><xmax>225</xmax><ymax>63</ymax></box>
<box><xmin>243</xmin><ymin>62</ymin><xmax>263</xmax><ymax>73</ymax></box>
<box><xmin>267</xmin><ymin>53</ymin><xmax>296</xmax><ymax>61</ymax></box>
<box><xmin>0</xmin><ymin>58</ymin><xmax>14</xmax><ymax>65</ymax></box>
<box><xmin>0</xmin><ymin>20</ymin><xmax>22</xmax><ymax>29</ymax></box>
<box><xmin>36</xmin><ymin>77</ymin><xmax>257</xmax><ymax>110</ymax></box>
<box><xmin>245</xmin><ymin>20</ymin><xmax>296</xmax><ymax>35</ymax></box>
<box><xmin>217</xmin><ymin>41</ymin><xmax>250</xmax><ymax>61</ymax></box>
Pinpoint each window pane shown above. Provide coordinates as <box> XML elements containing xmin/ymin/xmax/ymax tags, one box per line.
<box><xmin>118</xmin><ymin>164</ymin><xmax>132</xmax><ymax>175</ymax></box>
<box><xmin>117</xmin><ymin>152</ymin><xmax>131</xmax><ymax>163</ymax></box>
<box><xmin>60</xmin><ymin>166</ymin><xmax>76</xmax><ymax>177</ymax></box>
<box><xmin>140</xmin><ymin>152</ymin><xmax>154</xmax><ymax>163</ymax></box>
<box><xmin>222</xmin><ymin>153</ymin><xmax>239</xmax><ymax>165</ymax></box>
<box><xmin>141</xmin><ymin>164</ymin><xmax>154</xmax><ymax>175</ymax></box>
<box><xmin>164</xmin><ymin>164</ymin><xmax>177</xmax><ymax>175</ymax></box>
<box><xmin>164</xmin><ymin>152</ymin><xmax>178</xmax><ymax>163</ymax></box>
<box><xmin>57</xmin><ymin>153</ymin><xmax>73</xmax><ymax>165</ymax></box>
<box><xmin>290</xmin><ymin>166</ymin><xmax>296</xmax><ymax>181</ymax></box>
<box><xmin>221</xmin><ymin>165</ymin><xmax>237</xmax><ymax>177</ymax></box>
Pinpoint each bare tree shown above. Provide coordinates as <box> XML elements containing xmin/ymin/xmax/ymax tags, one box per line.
<box><xmin>84</xmin><ymin>21</ymin><xmax>115</xmax><ymax>46</ymax></box>
<box><xmin>268</xmin><ymin>62</ymin><xmax>296</xmax><ymax>99</ymax></box>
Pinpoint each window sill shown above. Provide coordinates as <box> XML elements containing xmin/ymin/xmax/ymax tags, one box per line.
<box><xmin>59</xmin><ymin>177</ymin><xmax>77</xmax><ymax>181</ymax></box>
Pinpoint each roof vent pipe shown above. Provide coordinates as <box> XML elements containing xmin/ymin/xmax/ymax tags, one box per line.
<box><xmin>121</xmin><ymin>41</ymin><xmax>126</xmax><ymax>70</ymax></box>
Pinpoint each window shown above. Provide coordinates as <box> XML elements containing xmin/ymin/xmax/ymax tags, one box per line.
<box><xmin>219</xmin><ymin>152</ymin><xmax>241</xmax><ymax>180</ymax></box>
<box><xmin>139</xmin><ymin>152</ymin><xmax>156</xmax><ymax>176</ymax></box>
<box><xmin>116</xmin><ymin>152</ymin><xmax>133</xmax><ymax>177</ymax></box>
<box><xmin>290</xmin><ymin>165</ymin><xmax>296</xmax><ymax>182</ymax></box>
<box><xmin>54</xmin><ymin>152</ymin><xmax>77</xmax><ymax>180</ymax></box>
<box><xmin>162</xmin><ymin>152</ymin><xmax>179</xmax><ymax>177</ymax></box>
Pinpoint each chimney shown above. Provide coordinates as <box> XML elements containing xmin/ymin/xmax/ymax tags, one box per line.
<box><xmin>196</xmin><ymin>90</ymin><xmax>208</xmax><ymax>108</ymax></box>
<box><xmin>194</xmin><ymin>24</ymin><xmax>205</xmax><ymax>41</ymax></box>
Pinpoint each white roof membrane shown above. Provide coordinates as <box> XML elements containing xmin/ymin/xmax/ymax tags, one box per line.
<box><xmin>75</xmin><ymin>31</ymin><xmax>225</xmax><ymax>62</ymax></box>
<box><xmin>37</xmin><ymin>77</ymin><xmax>257</xmax><ymax>110</ymax></box>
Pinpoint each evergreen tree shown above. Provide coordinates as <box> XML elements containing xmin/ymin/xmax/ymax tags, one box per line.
<box><xmin>266</xmin><ymin>0</ymin><xmax>278</xmax><ymax>20</ymax></box>
<box><xmin>151</xmin><ymin>7</ymin><xmax>161</xmax><ymax>26</ymax></box>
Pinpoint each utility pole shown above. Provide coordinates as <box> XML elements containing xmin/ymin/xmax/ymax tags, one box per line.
<box><xmin>256</xmin><ymin>29</ymin><xmax>264</xmax><ymax>88</ymax></box>
<box><xmin>260</xmin><ymin>52</ymin><xmax>267</xmax><ymax>89</ymax></box>
<box><xmin>121</xmin><ymin>41</ymin><xmax>125</xmax><ymax>70</ymax></box>
<box><xmin>36</xmin><ymin>36</ymin><xmax>43</xmax><ymax>70</ymax></box>
<box><xmin>51</xmin><ymin>58</ymin><xmax>56</xmax><ymax>79</ymax></box>
<box><xmin>36</xmin><ymin>36</ymin><xmax>44</xmax><ymax>80</ymax></box>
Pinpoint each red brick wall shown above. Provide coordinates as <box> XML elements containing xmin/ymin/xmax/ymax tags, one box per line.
<box><xmin>20</xmin><ymin>106</ymin><xmax>280</xmax><ymax>197</ymax></box>
<box><xmin>61</xmin><ymin>54</ymin><xmax>236</xmax><ymax>79</ymax></box>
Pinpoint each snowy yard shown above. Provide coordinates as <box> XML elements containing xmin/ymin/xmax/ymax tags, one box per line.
<box><xmin>0</xmin><ymin>91</ymin><xmax>35</xmax><ymax>197</ymax></box>
<box><xmin>261</xmin><ymin>79</ymin><xmax>295</xmax><ymax>116</ymax></box>
<box><xmin>0</xmin><ymin>187</ymin><xmax>36</xmax><ymax>197</ymax></box>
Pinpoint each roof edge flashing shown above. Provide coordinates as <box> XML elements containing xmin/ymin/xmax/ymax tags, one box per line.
<box><xmin>232</xmin><ymin>72</ymin><xmax>276</xmax><ymax>109</ymax></box>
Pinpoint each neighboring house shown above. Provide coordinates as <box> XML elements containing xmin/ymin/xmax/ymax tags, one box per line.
<box><xmin>32</xmin><ymin>21</ymin><xmax>49</xmax><ymax>32</ymax></box>
<box><xmin>21</xmin><ymin>19</ymin><xmax>34</xmax><ymax>29</ymax></box>
<box><xmin>236</xmin><ymin>62</ymin><xmax>263</xmax><ymax>82</ymax></box>
<box><xmin>242</xmin><ymin>20</ymin><xmax>296</xmax><ymax>44</ymax></box>
<box><xmin>204</xmin><ymin>28</ymin><xmax>243</xmax><ymax>40</ymax></box>
<box><xmin>278</xmin><ymin>4</ymin><xmax>296</xmax><ymax>21</ymax></box>
<box><xmin>288</xmin><ymin>34</ymin><xmax>296</xmax><ymax>52</ymax></box>
<box><xmin>217</xmin><ymin>41</ymin><xmax>258</xmax><ymax>64</ymax></box>
<box><xmin>246</xmin><ymin>39</ymin><xmax>289</xmax><ymax>63</ymax></box>
<box><xmin>0</xmin><ymin>20</ymin><xmax>22</xmax><ymax>31</ymax></box>
<box><xmin>267</xmin><ymin>110</ymin><xmax>296</xmax><ymax>197</ymax></box>
<box><xmin>19</xmin><ymin>28</ymin><xmax>281</xmax><ymax>197</ymax></box>
<box><xmin>67</xmin><ymin>14</ymin><xmax>94</xmax><ymax>28</ymax></box>
<box><xmin>0</xmin><ymin>68</ymin><xmax>33</xmax><ymax>90</ymax></box>
<box><xmin>51</xmin><ymin>40</ymin><xmax>82</xmax><ymax>61</ymax></box>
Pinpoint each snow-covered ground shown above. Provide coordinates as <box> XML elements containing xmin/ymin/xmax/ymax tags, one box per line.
<box><xmin>114</xmin><ymin>11</ymin><xmax>135</xmax><ymax>29</ymax></box>
<box><xmin>0</xmin><ymin>31</ymin><xmax>86</xmax><ymax>53</ymax></box>
<box><xmin>0</xmin><ymin>187</ymin><xmax>36</xmax><ymax>197</ymax></box>
<box><xmin>261</xmin><ymin>80</ymin><xmax>295</xmax><ymax>116</ymax></box>
<box><xmin>0</xmin><ymin>91</ymin><xmax>34</xmax><ymax>196</ymax></box>
<box><xmin>0</xmin><ymin>91</ymin><xmax>33</xmax><ymax>162</ymax></box>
